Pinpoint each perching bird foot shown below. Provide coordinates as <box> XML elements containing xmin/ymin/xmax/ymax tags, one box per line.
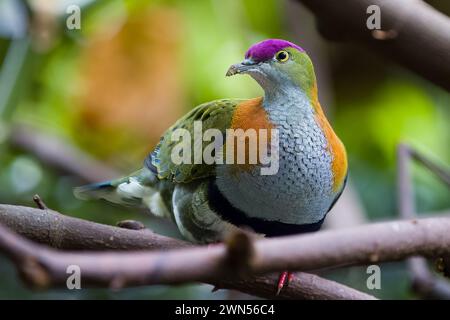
<box><xmin>276</xmin><ymin>271</ymin><xmax>295</xmax><ymax>295</ymax></box>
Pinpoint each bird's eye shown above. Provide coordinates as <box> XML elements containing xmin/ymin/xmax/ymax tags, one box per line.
<box><xmin>275</xmin><ymin>50</ymin><xmax>289</xmax><ymax>62</ymax></box>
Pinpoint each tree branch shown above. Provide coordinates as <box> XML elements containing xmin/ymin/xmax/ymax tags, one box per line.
<box><xmin>298</xmin><ymin>0</ymin><xmax>450</xmax><ymax>90</ymax></box>
<box><xmin>9</xmin><ymin>125</ymin><xmax>121</xmax><ymax>183</ymax></box>
<box><xmin>397</xmin><ymin>144</ymin><xmax>450</xmax><ymax>299</ymax></box>
<box><xmin>2</xmin><ymin>204</ymin><xmax>450</xmax><ymax>274</ymax></box>
<box><xmin>3</xmin><ymin>205</ymin><xmax>450</xmax><ymax>299</ymax></box>
<box><xmin>0</xmin><ymin>204</ymin><xmax>374</xmax><ymax>300</ymax></box>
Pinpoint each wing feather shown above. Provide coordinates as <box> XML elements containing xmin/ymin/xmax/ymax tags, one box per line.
<box><xmin>145</xmin><ymin>99</ymin><xmax>243</xmax><ymax>183</ymax></box>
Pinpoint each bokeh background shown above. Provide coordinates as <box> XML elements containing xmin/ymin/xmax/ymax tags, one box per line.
<box><xmin>0</xmin><ymin>0</ymin><xmax>448</xmax><ymax>299</ymax></box>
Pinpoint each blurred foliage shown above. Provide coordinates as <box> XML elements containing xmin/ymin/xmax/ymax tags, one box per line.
<box><xmin>0</xmin><ymin>0</ymin><xmax>448</xmax><ymax>299</ymax></box>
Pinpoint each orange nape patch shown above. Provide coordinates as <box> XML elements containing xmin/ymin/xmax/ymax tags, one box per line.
<box><xmin>228</xmin><ymin>97</ymin><xmax>274</xmax><ymax>171</ymax></box>
<box><xmin>310</xmin><ymin>85</ymin><xmax>348</xmax><ymax>192</ymax></box>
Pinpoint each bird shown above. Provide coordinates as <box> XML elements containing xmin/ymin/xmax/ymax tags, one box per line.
<box><xmin>74</xmin><ymin>39</ymin><xmax>348</xmax><ymax>294</ymax></box>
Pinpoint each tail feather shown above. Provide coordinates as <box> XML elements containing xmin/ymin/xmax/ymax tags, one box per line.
<box><xmin>73</xmin><ymin>169</ymin><xmax>156</xmax><ymax>207</ymax></box>
<box><xmin>73</xmin><ymin>181</ymin><xmax>115</xmax><ymax>201</ymax></box>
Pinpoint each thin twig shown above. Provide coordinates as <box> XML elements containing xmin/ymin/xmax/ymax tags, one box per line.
<box><xmin>409</xmin><ymin>148</ymin><xmax>450</xmax><ymax>187</ymax></box>
<box><xmin>116</xmin><ymin>220</ymin><xmax>146</xmax><ymax>231</ymax></box>
<box><xmin>32</xmin><ymin>194</ymin><xmax>47</xmax><ymax>210</ymax></box>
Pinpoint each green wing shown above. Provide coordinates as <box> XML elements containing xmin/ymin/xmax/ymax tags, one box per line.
<box><xmin>145</xmin><ymin>99</ymin><xmax>242</xmax><ymax>183</ymax></box>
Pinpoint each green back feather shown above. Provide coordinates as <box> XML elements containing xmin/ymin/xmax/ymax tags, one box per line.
<box><xmin>147</xmin><ymin>99</ymin><xmax>242</xmax><ymax>183</ymax></box>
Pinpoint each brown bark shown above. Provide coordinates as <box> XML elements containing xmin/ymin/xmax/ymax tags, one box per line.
<box><xmin>0</xmin><ymin>204</ymin><xmax>375</xmax><ymax>300</ymax></box>
<box><xmin>298</xmin><ymin>0</ymin><xmax>450</xmax><ymax>90</ymax></box>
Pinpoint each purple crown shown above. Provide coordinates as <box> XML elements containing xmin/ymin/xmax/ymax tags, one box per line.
<box><xmin>245</xmin><ymin>39</ymin><xmax>304</xmax><ymax>62</ymax></box>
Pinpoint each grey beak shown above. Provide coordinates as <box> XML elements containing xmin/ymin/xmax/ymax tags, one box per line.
<box><xmin>226</xmin><ymin>64</ymin><xmax>241</xmax><ymax>76</ymax></box>
<box><xmin>226</xmin><ymin>59</ymin><xmax>257</xmax><ymax>77</ymax></box>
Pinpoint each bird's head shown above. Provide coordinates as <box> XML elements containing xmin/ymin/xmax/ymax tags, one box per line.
<box><xmin>226</xmin><ymin>39</ymin><xmax>316</xmax><ymax>96</ymax></box>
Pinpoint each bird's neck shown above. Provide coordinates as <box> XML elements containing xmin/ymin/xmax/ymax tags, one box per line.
<box><xmin>261</xmin><ymin>76</ymin><xmax>319</xmax><ymax>111</ymax></box>
<box><xmin>262</xmin><ymin>81</ymin><xmax>317</xmax><ymax>119</ymax></box>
